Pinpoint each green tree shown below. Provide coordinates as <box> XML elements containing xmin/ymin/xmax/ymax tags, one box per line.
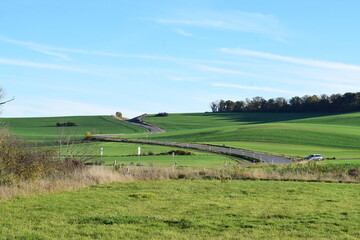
<box><xmin>210</xmin><ymin>101</ymin><xmax>219</xmax><ymax>112</ymax></box>
<box><xmin>116</xmin><ymin>112</ymin><xmax>122</xmax><ymax>118</ymax></box>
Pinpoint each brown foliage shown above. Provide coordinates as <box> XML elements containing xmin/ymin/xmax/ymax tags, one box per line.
<box><xmin>0</xmin><ymin>129</ymin><xmax>83</xmax><ymax>185</ymax></box>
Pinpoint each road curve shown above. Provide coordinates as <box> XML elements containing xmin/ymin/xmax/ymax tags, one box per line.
<box><xmin>100</xmin><ymin>114</ymin><xmax>292</xmax><ymax>164</ymax></box>
<box><xmin>122</xmin><ymin>114</ymin><xmax>165</xmax><ymax>133</ymax></box>
<box><xmin>90</xmin><ymin>135</ymin><xmax>292</xmax><ymax>165</ymax></box>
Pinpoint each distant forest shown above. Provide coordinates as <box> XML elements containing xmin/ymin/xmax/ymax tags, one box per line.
<box><xmin>210</xmin><ymin>92</ymin><xmax>360</xmax><ymax>113</ymax></box>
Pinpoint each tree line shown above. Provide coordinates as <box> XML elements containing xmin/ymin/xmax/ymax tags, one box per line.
<box><xmin>210</xmin><ymin>92</ymin><xmax>360</xmax><ymax>113</ymax></box>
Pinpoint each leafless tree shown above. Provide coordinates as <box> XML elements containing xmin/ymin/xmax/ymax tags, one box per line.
<box><xmin>0</xmin><ymin>88</ymin><xmax>15</xmax><ymax>105</ymax></box>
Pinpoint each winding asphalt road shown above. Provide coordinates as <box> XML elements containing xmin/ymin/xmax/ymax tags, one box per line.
<box><xmin>92</xmin><ymin>115</ymin><xmax>292</xmax><ymax>165</ymax></box>
<box><xmin>124</xmin><ymin>114</ymin><xmax>164</xmax><ymax>133</ymax></box>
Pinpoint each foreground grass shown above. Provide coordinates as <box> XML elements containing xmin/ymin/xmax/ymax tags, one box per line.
<box><xmin>0</xmin><ymin>179</ymin><xmax>359</xmax><ymax>239</ymax></box>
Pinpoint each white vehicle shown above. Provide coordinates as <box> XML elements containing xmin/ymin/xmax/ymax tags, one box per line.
<box><xmin>304</xmin><ymin>154</ymin><xmax>323</xmax><ymax>161</ymax></box>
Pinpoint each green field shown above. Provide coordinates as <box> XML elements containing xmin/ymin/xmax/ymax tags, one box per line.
<box><xmin>0</xmin><ymin>116</ymin><xmax>145</xmax><ymax>141</ymax></box>
<box><xmin>127</xmin><ymin>112</ymin><xmax>360</xmax><ymax>159</ymax></box>
<box><xmin>320</xmin><ymin>159</ymin><xmax>360</xmax><ymax>167</ymax></box>
<box><xmin>202</xmin><ymin>141</ymin><xmax>360</xmax><ymax>159</ymax></box>
<box><xmin>2</xmin><ymin>112</ymin><xmax>360</xmax><ymax>163</ymax></box>
<box><xmin>1</xmin><ymin>180</ymin><xmax>358</xmax><ymax>239</ymax></box>
<box><xmin>79</xmin><ymin>142</ymin><xmax>236</xmax><ymax>167</ymax></box>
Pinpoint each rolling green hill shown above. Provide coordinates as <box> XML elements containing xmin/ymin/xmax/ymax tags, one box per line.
<box><xmin>135</xmin><ymin>112</ymin><xmax>360</xmax><ymax>159</ymax></box>
<box><xmin>0</xmin><ymin>116</ymin><xmax>145</xmax><ymax>141</ymax></box>
<box><xmin>2</xmin><ymin>112</ymin><xmax>360</xmax><ymax>160</ymax></box>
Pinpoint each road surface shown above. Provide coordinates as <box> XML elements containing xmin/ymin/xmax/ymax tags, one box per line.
<box><xmin>123</xmin><ymin>114</ymin><xmax>164</xmax><ymax>133</ymax></box>
<box><xmin>92</xmin><ymin>115</ymin><xmax>292</xmax><ymax>164</ymax></box>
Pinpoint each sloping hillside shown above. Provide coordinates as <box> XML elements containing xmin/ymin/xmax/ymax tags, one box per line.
<box><xmin>0</xmin><ymin>116</ymin><xmax>145</xmax><ymax>141</ymax></box>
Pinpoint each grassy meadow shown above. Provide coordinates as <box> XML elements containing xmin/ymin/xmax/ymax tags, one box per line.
<box><xmin>0</xmin><ymin>180</ymin><xmax>359</xmax><ymax>240</ymax></box>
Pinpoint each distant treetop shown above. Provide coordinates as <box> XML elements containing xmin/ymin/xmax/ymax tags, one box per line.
<box><xmin>210</xmin><ymin>92</ymin><xmax>360</xmax><ymax>113</ymax></box>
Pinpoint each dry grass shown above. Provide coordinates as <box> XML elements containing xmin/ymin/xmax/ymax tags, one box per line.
<box><xmin>0</xmin><ymin>168</ymin><xmax>122</xmax><ymax>201</ymax></box>
<box><xmin>1</xmin><ymin>163</ymin><xmax>359</xmax><ymax>201</ymax></box>
<box><xmin>0</xmin><ymin>166</ymin><xmax>179</xmax><ymax>201</ymax></box>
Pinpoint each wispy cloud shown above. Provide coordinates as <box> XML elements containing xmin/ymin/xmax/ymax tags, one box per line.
<box><xmin>175</xmin><ymin>29</ymin><xmax>192</xmax><ymax>37</ymax></box>
<box><xmin>29</xmin><ymin>47</ymin><xmax>71</xmax><ymax>60</ymax></box>
<box><xmin>220</xmin><ymin>48</ymin><xmax>360</xmax><ymax>71</ymax></box>
<box><xmin>0</xmin><ymin>57</ymin><xmax>87</xmax><ymax>72</ymax></box>
<box><xmin>212</xmin><ymin>82</ymin><xmax>298</xmax><ymax>95</ymax></box>
<box><xmin>155</xmin><ymin>10</ymin><xmax>287</xmax><ymax>40</ymax></box>
<box><xmin>169</xmin><ymin>76</ymin><xmax>203</xmax><ymax>82</ymax></box>
<box><xmin>0</xmin><ymin>37</ymin><xmax>269</xmax><ymax>68</ymax></box>
<box><xmin>0</xmin><ymin>36</ymin><xmax>71</xmax><ymax>60</ymax></box>
<box><xmin>195</xmin><ymin>64</ymin><xmax>258</xmax><ymax>77</ymax></box>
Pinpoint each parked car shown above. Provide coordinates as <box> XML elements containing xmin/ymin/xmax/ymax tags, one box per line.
<box><xmin>304</xmin><ymin>154</ymin><xmax>323</xmax><ymax>161</ymax></box>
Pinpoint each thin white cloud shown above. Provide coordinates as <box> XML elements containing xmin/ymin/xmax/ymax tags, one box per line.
<box><xmin>169</xmin><ymin>76</ymin><xmax>203</xmax><ymax>82</ymax></box>
<box><xmin>221</xmin><ymin>48</ymin><xmax>360</xmax><ymax>71</ymax></box>
<box><xmin>212</xmin><ymin>82</ymin><xmax>298</xmax><ymax>95</ymax></box>
<box><xmin>29</xmin><ymin>47</ymin><xmax>71</xmax><ymax>60</ymax></box>
<box><xmin>0</xmin><ymin>37</ymin><xmax>267</xmax><ymax>68</ymax></box>
<box><xmin>0</xmin><ymin>36</ymin><xmax>124</xmax><ymax>58</ymax></box>
<box><xmin>0</xmin><ymin>37</ymin><xmax>71</xmax><ymax>60</ymax></box>
<box><xmin>175</xmin><ymin>29</ymin><xmax>192</xmax><ymax>37</ymax></box>
<box><xmin>155</xmin><ymin>10</ymin><xmax>287</xmax><ymax>40</ymax></box>
<box><xmin>0</xmin><ymin>57</ymin><xmax>87</xmax><ymax>72</ymax></box>
<box><xmin>195</xmin><ymin>64</ymin><xmax>258</xmax><ymax>77</ymax></box>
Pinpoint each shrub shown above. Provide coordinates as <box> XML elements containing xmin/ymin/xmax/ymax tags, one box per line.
<box><xmin>155</xmin><ymin>112</ymin><xmax>168</xmax><ymax>117</ymax></box>
<box><xmin>177</xmin><ymin>173</ymin><xmax>186</xmax><ymax>179</ymax></box>
<box><xmin>167</xmin><ymin>150</ymin><xmax>191</xmax><ymax>155</ymax></box>
<box><xmin>348</xmin><ymin>168</ymin><xmax>360</xmax><ymax>177</ymax></box>
<box><xmin>0</xmin><ymin>130</ymin><xmax>84</xmax><ymax>185</ymax></box>
<box><xmin>56</xmin><ymin>122</ymin><xmax>78</xmax><ymax>127</ymax></box>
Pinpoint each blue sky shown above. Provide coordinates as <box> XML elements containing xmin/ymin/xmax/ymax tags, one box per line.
<box><xmin>1</xmin><ymin>0</ymin><xmax>360</xmax><ymax>118</ymax></box>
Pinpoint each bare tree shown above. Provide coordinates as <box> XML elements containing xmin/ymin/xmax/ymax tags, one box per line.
<box><xmin>0</xmin><ymin>88</ymin><xmax>15</xmax><ymax>105</ymax></box>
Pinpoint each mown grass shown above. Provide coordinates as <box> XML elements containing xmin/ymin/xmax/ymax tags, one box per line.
<box><xmin>0</xmin><ymin>115</ymin><xmax>145</xmax><ymax>142</ymax></box>
<box><xmin>0</xmin><ymin>180</ymin><xmax>358</xmax><ymax>239</ymax></box>
<box><xmin>79</xmin><ymin>142</ymin><xmax>236</xmax><ymax>167</ymax></box>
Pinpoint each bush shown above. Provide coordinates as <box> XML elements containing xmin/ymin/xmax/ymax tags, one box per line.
<box><xmin>0</xmin><ymin>129</ymin><xmax>84</xmax><ymax>185</ymax></box>
<box><xmin>167</xmin><ymin>150</ymin><xmax>191</xmax><ymax>155</ymax></box>
<box><xmin>56</xmin><ymin>122</ymin><xmax>78</xmax><ymax>127</ymax></box>
<box><xmin>155</xmin><ymin>112</ymin><xmax>168</xmax><ymax>117</ymax></box>
<box><xmin>348</xmin><ymin>168</ymin><xmax>360</xmax><ymax>177</ymax></box>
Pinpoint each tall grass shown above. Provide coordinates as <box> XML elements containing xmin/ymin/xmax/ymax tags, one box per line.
<box><xmin>0</xmin><ymin>166</ymin><xmax>178</xmax><ymax>201</ymax></box>
<box><xmin>1</xmin><ymin>162</ymin><xmax>358</xmax><ymax>201</ymax></box>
